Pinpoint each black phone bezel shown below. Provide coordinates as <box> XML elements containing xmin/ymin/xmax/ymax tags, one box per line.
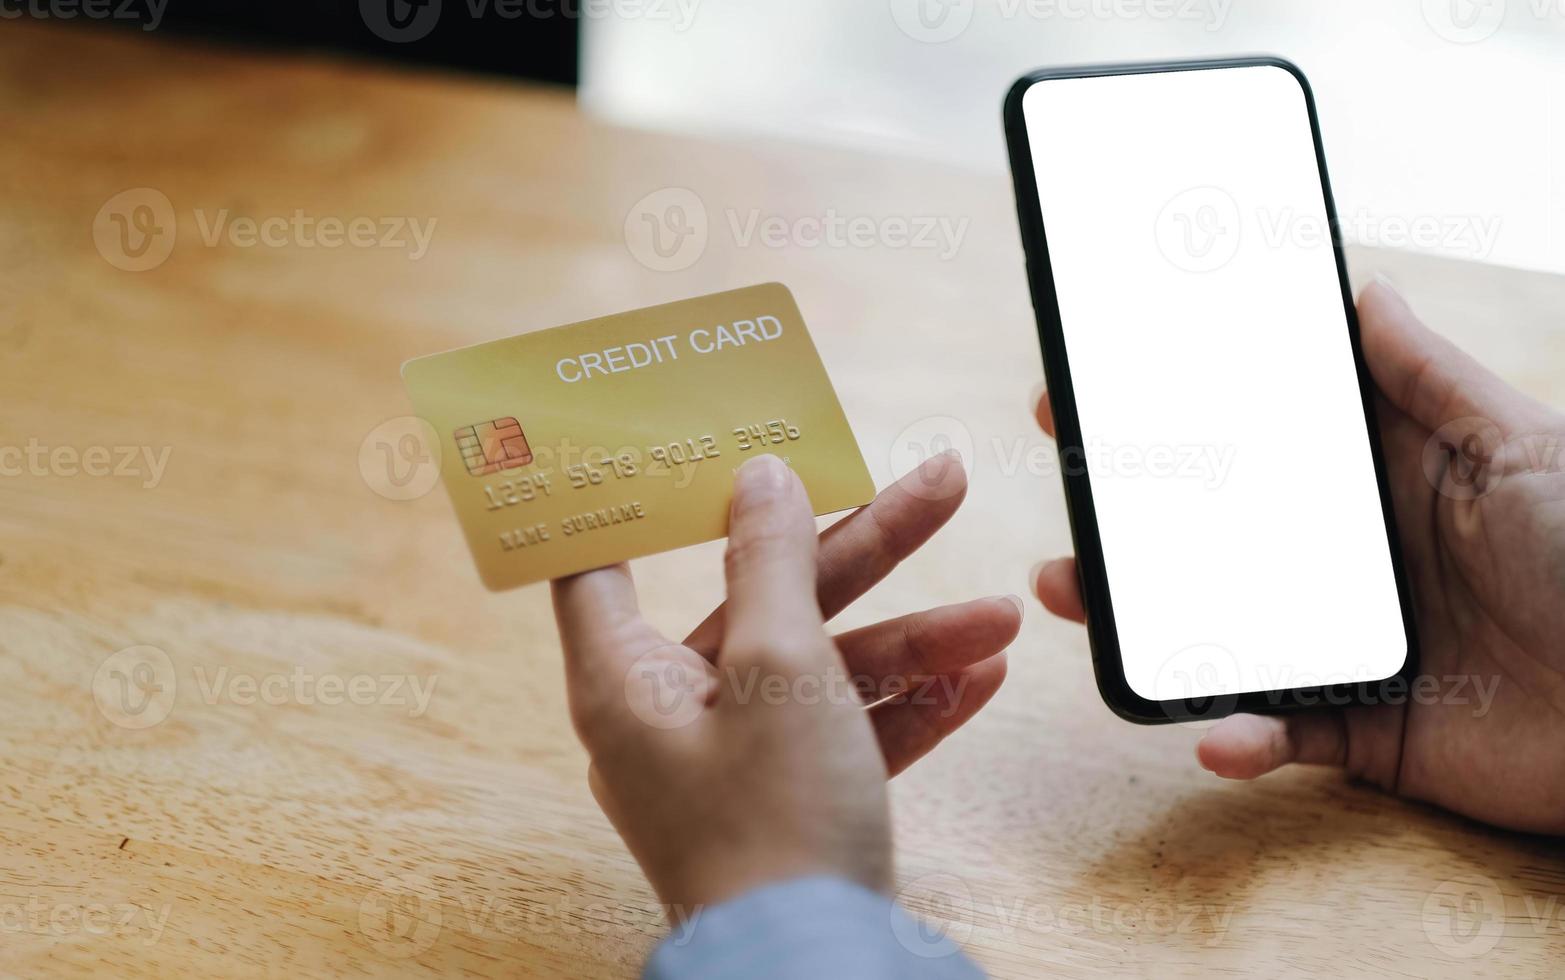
<box><xmin>1003</xmin><ymin>56</ymin><xmax>1421</xmax><ymax>724</ymax></box>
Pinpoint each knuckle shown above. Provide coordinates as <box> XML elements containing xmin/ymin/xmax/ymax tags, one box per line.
<box><xmin>729</xmin><ymin>634</ymin><xmax>793</xmax><ymax>670</ymax></box>
<box><xmin>862</xmin><ymin>499</ymin><xmax>907</xmax><ymax>564</ymax></box>
<box><xmin>899</xmin><ymin>615</ymin><xmax>940</xmax><ymax>678</ymax></box>
<box><xmin>566</xmin><ymin>690</ymin><xmax>612</xmax><ymax>750</ymax></box>
<box><xmin>723</xmin><ymin>522</ymin><xmax>796</xmax><ymax>578</ymax></box>
<box><xmin>905</xmin><ymin>695</ymin><xmax>948</xmax><ymax>747</ymax></box>
<box><xmin>726</xmin><ymin>630</ymin><xmax>820</xmax><ymax>676</ymax></box>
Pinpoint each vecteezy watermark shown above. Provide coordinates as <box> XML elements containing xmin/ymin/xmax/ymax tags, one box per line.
<box><xmin>891</xmin><ymin>871</ymin><xmax>1236</xmax><ymax>958</ymax></box>
<box><xmin>623</xmin><ymin>188</ymin><xmax>709</xmax><ymax>273</ymax></box>
<box><xmin>1421</xmin><ymin>0</ymin><xmax>1565</xmax><ymax>43</ymax></box>
<box><xmin>1154</xmin><ymin>186</ymin><xmax>1504</xmax><ymax>271</ymax></box>
<box><xmin>93</xmin><ymin>188</ymin><xmax>438</xmax><ymax>271</ymax></box>
<box><xmin>92</xmin><ymin>646</ymin><xmax>440</xmax><ymax>729</ymax></box>
<box><xmin>93</xmin><ymin>188</ymin><xmax>176</xmax><ymax>273</ymax></box>
<box><xmin>624</xmin><ymin>645</ymin><xmax>708</xmax><ymax>730</ymax></box>
<box><xmin>890</xmin><ymin>0</ymin><xmax>1232</xmax><ymax>43</ymax></box>
<box><xmin>191</xmin><ymin>209</ymin><xmax>437</xmax><ymax>260</ymax></box>
<box><xmin>1274</xmin><ymin>208</ymin><xmax>1502</xmax><ymax>262</ymax></box>
<box><xmin>1260</xmin><ymin>668</ymin><xmax>1501</xmax><ymax>716</ymax></box>
<box><xmin>0</xmin><ymin>0</ymin><xmax>166</xmax><ymax>30</ymax></box>
<box><xmin>360</xmin><ymin>417</ymin><xmax>443</xmax><ymax>502</ymax></box>
<box><xmin>0</xmin><ymin>440</ymin><xmax>172</xmax><ymax>489</ymax></box>
<box><xmin>623</xmin><ymin>187</ymin><xmax>970</xmax><ymax>271</ymax></box>
<box><xmin>1152</xmin><ymin>643</ymin><xmax>1243</xmax><ymax>725</ymax></box>
<box><xmin>0</xmin><ymin>895</ymin><xmax>173</xmax><ymax>947</ymax></box>
<box><xmin>1422</xmin><ymin>872</ymin><xmax>1565</xmax><ymax>957</ymax></box>
<box><xmin>1050</xmin><ymin>440</ymin><xmax>1236</xmax><ymax>488</ymax></box>
<box><xmin>888</xmin><ymin>0</ymin><xmax>974</xmax><ymax>42</ymax></box>
<box><xmin>623</xmin><ymin>654</ymin><xmax>972</xmax><ymax>731</ymax></box>
<box><xmin>189</xmin><ymin>666</ymin><xmax>438</xmax><ymax>717</ymax></box>
<box><xmin>890</xmin><ymin>414</ymin><xmax>1239</xmax><ymax>499</ymax></box>
<box><xmin>358</xmin><ymin>874</ymin><xmax>701</xmax><ymax>960</ymax></box>
<box><xmin>93</xmin><ymin>646</ymin><xmax>178</xmax><ymax>730</ymax></box>
<box><xmin>1423</xmin><ymin>416</ymin><xmax>1506</xmax><ymax>500</ymax></box>
<box><xmin>726</xmin><ymin>209</ymin><xmax>970</xmax><ymax>262</ymax></box>
<box><xmin>1421</xmin><ymin>417</ymin><xmax>1563</xmax><ymax>502</ymax></box>
<box><xmin>1423</xmin><ymin>874</ymin><xmax>1507</xmax><ymax>957</ymax></box>
<box><xmin>359</xmin><ymin>0</ymin><xmax>701</xmax><ymax>43</ymax></box>
<box><xmin>892</xmin><ymin>873</ymin><xmax>976</xmax><ymax>957</ymax></box>
<box><xmin>1422</xmin><ymin>0</ymin><xmax>1508</xmax><ymax>42</ymax></box>
<box><xmin>889</xmin><ymin>417</ymin><xmax>976</xmax><ymax>501</ymax></box>
<box><xmin>1155</xmin><ymin>186</ymin><xmax>1243</xmax><ymax>273</ymax></box>
<box><xmin>1150</xmin><ymin>642</ymin><xmax>1504</xmax><ymax>724</ymax></box>
<box><xmin>359</xmin><ymin>874</ymin><xmax>444</xmax><ymax>959</ymax></box>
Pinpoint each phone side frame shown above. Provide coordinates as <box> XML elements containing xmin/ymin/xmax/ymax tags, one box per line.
<box><xmin>1002</xmin><ymin>55</ymin><xmax>1422</xmax><ymax>724</ymax></box>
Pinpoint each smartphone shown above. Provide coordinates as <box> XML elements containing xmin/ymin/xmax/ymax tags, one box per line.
<box><xmin>1004</xmin><ymin>58</ymin><xmax>1419</xmax><ymax>724</ymax></box>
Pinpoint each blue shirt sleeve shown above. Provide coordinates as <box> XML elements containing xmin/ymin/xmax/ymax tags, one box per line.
<box><xmin>644</xmin><ymin>876</ymin><xmax>986</xmax><ymax>980</ymax></box>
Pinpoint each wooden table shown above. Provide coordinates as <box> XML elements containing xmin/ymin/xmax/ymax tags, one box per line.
<box><xmin>2</xmin><ymin>21</ymin><xmax>1562</xmax><ymax>978</ymax></box>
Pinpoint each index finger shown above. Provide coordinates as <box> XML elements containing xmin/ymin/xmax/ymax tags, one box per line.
<box><xmin>683</xmin><ymin>452</ymin><xmax>968</xmax><ymax>658</ymax></box>
<box><xmin>1357</xmin><ymin>278</ymin><xmax>1547</xmax><ymax>435</ymax></box>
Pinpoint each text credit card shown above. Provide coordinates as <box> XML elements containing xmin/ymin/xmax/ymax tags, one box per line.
<box><xmin>402</xmin><ymin>283</ymin><xmax>876</xmax><ymax>590</ymax></box>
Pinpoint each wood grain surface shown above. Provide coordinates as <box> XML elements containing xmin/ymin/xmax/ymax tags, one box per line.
<box><xmin>2</xmin><ymin>20</ymin><xmax>1562</xmax><ymax>978</ymax></box>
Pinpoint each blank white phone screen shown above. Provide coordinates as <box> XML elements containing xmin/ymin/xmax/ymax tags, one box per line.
<box><xmin>1021</xmin><ymin>65</ymin><xmax>1408</xmax><ymax>701</ymax></box>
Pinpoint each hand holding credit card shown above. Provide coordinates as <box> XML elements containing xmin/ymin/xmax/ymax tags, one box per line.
<box><xmin>402</xmin><ymin>283</ymin><xmax>875</xmax><ymax>589</ymax></box>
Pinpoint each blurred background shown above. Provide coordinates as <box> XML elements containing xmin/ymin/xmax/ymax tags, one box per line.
<box><xmin>54</xmin><ymin>0</ymin><xmax>1565</xmax><ymax>277</ymax></box>
<box><xmin>585</xmin><ymin>0</ymin><xmax>1564</xmax><ymax>275</ymax></box>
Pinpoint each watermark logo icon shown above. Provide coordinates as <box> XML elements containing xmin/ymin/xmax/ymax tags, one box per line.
<box><xmin>360</xmin><ymin>874</ymin><xmax>443</xmax><ymax>958</ymax></box>
<box><xmin>1422</xmin><ymin>874</ymin><xmax>1505</xmax><ymax>957</ymax></box>
<box><xmin>93</xmin><ymin>645</ymin><xmax>177</xmax><ymax>730</ymax></box>
<box><xmin>1422</xmin><ymin>416</ymin><xmax>1504</xmax><ymax>501</ymax></box>
<box><xmin>890</xmin><ymin>416</ymin><xmax>974</xmax><ymax>501</ymax></box>
<box><xmin>1155</xmin><ymin>186</ymin><xmax>1241</xmax><ymax>273</ymax></box>
<box><xmin>93</xmin><ymin>188</ymin><xmax>176</xmax><ymax>272</ymax></box>
<box><xmin>1422</xmin><ymin>0</ymin><xmax>1507</xmax><ymax>43</ymax></box>
<box><xmin>360</xmin><ymin>416</ymin><xmax>443</xmax><ymax>501</ymax></box>
<box><xmin>889</xmin><ymin>0</ymin><xmax>975</xmax><ymax>42</ymax></box>
<box><xmin>1153</xmin><ymin>643</ymin><xmax>1241</xmax><ymax>725</ymax></box>
<box><xmin>624</xmin><ymin>188</ymin><xmax>708</xmax><ymax>272</ymax></box>
<box><xmin>624</xmin><ymin>645</ymin><xmax>707</xmax><ymax>730</ymax></box>
<box><xmin>891</xmin><ymin>872</ymin><xmax>974</xmax><ymax>957</ymax></box>
<box><xmin>361</xmin><ymin>0</ymin><xmax>442</xmax><ymax>42</ymax></box>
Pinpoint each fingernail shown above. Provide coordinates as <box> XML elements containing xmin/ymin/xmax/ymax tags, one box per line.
<box><xmin>1194</xmin><ymin>733</ymin><xmax>1218</xmax><ymax>771</ymax></box>
<box><xmin>1028</xmin><ymin>561</ymin><xmax>1046</xmax><ymax>595</ymax></box>
<box><xmin>733</xmin><ymin>454</ymin><xmax>789</xmax><ymax>511</ymax></box>
<box><xmin>913</xmin><ymin>447</ymin><xmax>957</xmax><ymax>472</ymax></box>
<box><xmin>1372</xmin><ymin>272</ymin><xmax>1405</xmax><ymax>302</ymax></box>
<box><xmin>1028</xmin><ymin>380</ymin><xmax>1047</xmax><ymax>409</ymax></box>
<box><xmin>1001</xmin><ymin>594</ymin><xmax>1026</xmax><ymax>619</ymax></box>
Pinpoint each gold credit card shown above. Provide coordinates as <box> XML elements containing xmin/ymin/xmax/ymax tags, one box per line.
<box><xmin>402</xmin><ymin>283</ymin><xmax>876</xmax><ymax>590</ymax></box>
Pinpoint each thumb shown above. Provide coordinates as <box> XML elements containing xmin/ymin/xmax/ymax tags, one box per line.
<box><xmin>1358</xmin><ymin>277</ymin><xmax>1542</xmax><ymax>435</ymax></box>
<box><xmin>721</xmin><ymin>454</ymin><xmax>824</xmax><ymax>668</ymax></box>
<box><xmin>1196</xmin><ymin>712</ymin><xmax>1346</xmax><ymax>779</ymax></box>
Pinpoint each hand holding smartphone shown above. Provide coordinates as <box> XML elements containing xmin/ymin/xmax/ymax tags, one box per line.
<box><xmin>1005</xmin><ymin>59</ymin><xmax>1419</xmax><ymax>723</ymax></box>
